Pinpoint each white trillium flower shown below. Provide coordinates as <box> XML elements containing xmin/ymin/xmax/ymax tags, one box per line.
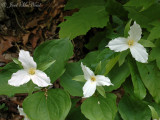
<box><xmin>81</xmin><ymin>62</ymin><xmax>113</xmax><ymax>98</ymax></box>
<box><xmin>17</xmin><ymin>105</ymin><xmax>29</xmax><ymax>120</ymax></box>
<box><xmin>107</xmin><ymin>21</ymin><xmax>148</xmax><ymax>63</ymax></box>
<box><xmin>8</xmin><ymin>50</ymin><xmax>52</xmax><ymax>87</ymax></box>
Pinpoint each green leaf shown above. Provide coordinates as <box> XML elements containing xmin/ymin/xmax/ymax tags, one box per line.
<box><xmin>125</xmin><ymin>3</ymin><xmax>160</xmax><ymax>28</ymax></box>
<box><xmin>148</xmin><ymin>102</ymin><xmax>160</xmax><ymax>118</ymax></box>
<box><xmin>81</xmin><ymin>94</ymin><xmax>117</xmax><ymax>120</ymax></box>
<box><xmin>118</xmin><ymin>95</ymin><xmax>151</xmax><ymax>120</ymax></box>
<box><xmin>23</xmin><ymin>89</ymin><xmax>71</xmax><ymax>120</ymax></box>
<box><xmin>105</xmin><ymin>63</ymin><xmax>130</xmax><ymax>92</ymax></box>
<box><xmin>72</xmin><ymin>75</ymin><xmax>86</xmax><ymax>82</ymax></box>
<box><xmin>128</xmin><ymin>58</ymin><xmax>146</xmax><ymax>100</ymax></box>
<box><xmin>82</xmin><ymin>48</ymin><xmax>115</xmax><ymax>67</ymax></box>
<box><xmin>12</xmin><ymin>58</ymin><xmax>22</xmax><ymax>67</ymax></box>
<box><xmin>149</xmin><ymin>40</ymin><xmax>160</xmax><ymax>68</ymax></box>
<box><xmin>95</xmin><ymin>61</ymin><xmax>102</xmax><ymax>75</ymax></box>
<box><xmin>139</xmin><ymin>39</ymin><xmax>155</xmax><ymax>47</ymax></box>
<box><xmin>34</xmin><ymin>38</ymin><xmax>73</xmax><ymax>83</ymax></box>
<box><xmin>105</xmin><ymin>0</ymin><xmax>128</xmax><ymax>19</ymax></box>
<box><xmin>148</xmin><ymin>105</ymin><xmax>159</xmax><ymax>119</ymax></box>
<box><xmin>115</xmin><ymin>112</ymin><xmax>123</xmax><ymax>120</ymax></box>
<box><xmin>66</xmin><ymin>98</ymin><xmax>87</xmax><ymax>120</ymax></box>
<box><xmin>137</xmin><ymin>62</ymin><xmax>160</xmax><ymax>103</ymax></box>
<box><xmin>59</xmin><ymin>6</ymin><xmax>109</xmax><ymax>40</ymax></box>
<box><xmin>124</xmin><ymin>0</ymin><xmax>155</xmax><ymax>10</ymax></box>
<box><xmin>60</xmin><ymin>62</ymin><xmax>84</xmax><ymax>96</ymax></box>
<box><xmin>118</xmin><ymin>50</ymin><xmax>129</xmax><ymax>66</ymax></box>
<box><xmin>104</xmin><ymin>55</ymin><xmax>119</xmax><ymax>75</ymax></box>
<box><xmin>148</xmin><ymin>26</ymin><xmax>160</xmax><ymax>41</ymax></box>
<box><xmin>0</xmin><ymin>62</ymin><xmax>34</xmax><ymax>96</ymax></box>
<box><xmin>38</xmin><ymin>60</ymin><xmax>56</xmax><ymax>71</ymax></box>
<box><xmin>65</xmin><ymin>0</ymin><xmax>105</xmax><ymax>10</ymax></box>
<box><xmin>96</xmin><ymin>86</ymin><xmax>106</xmax><ymax>98</ymax></box>
<box><xmin>124</xmin><ymin>19</ymin><xmax>132</xmax><ymax>37</ymax></box>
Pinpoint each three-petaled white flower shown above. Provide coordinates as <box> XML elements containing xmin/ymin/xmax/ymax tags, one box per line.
<box><xmin>81</xmin><ymin>63</ymin><xmax>113</xmax><ymax>98</ymax></box>
<box><xmin>107</xmin><ymin>21</ymin><xmax>148</xmax><ymax>63</ymax></box>
<box><xmin>17</xmin><ymin>106</ymin><xmax>29</xmax><ymax>120</ymax></box>
<box><xmin>8</xmin><ymin>50</ymin><xmax>52</xmax><ymax>87</ymax></box>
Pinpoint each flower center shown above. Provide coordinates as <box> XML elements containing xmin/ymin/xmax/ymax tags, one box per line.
<box><xmin>91</xmin><ymin>76</ymin><xmax>96</xmax><ymax>82</ymax></box>
<box><xmin>128</xmin><ymin>40</ymin><xmax>134</xmax><ymax>47</ymax></box>
<box><xmin>28</xmin><ymin>68</ymin><xmax>36</xmax><ymax>75</ymax></box>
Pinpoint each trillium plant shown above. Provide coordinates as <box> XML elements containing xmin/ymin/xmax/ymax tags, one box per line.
<box><xmin>8</xmin><ymin>50</ymin><xmax>52</xmax><ymax>87</ymax></box>
<box><xmin>81</xmin><ymin>63</ymin><xmax>113</xmax><ymax>98</ymax></box>
<box><xmin>107</xmin><ymin>22</ymin><xmax>148</xmax><ymax>63</ymax></box>
<box><xmin>1</xmin><ymin>0</ymin><xmax>160</xmax><ymax>120</ymax></box>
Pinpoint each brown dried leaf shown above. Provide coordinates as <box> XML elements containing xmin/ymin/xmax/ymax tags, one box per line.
<box><xmin>22</xmin><ymin>33</ymin><xmax>30</xmax><ymax>45</ymax></box>
<box><xmin>0</xmin><ymin>39</ymin><xmax>12</xmax><ymax>54</ymax></box>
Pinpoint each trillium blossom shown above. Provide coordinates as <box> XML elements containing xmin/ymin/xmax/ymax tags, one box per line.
<box><xmin>17</xmin><ymin>106</ymin><xmax>29</xmax><ymax>120</ymax></box>
<box><xmin>8</xmin><ymin>50</ymin><xmax>52</xmax><ymax>87</ymax></box>
<box><xmin>107</xmin><ymin>21</ymin><xmax>148</xmax><ymax>63</ymax></box>
<box><xmin>81</xmin><ymin>63</ymin><xmax>113</xmax><ymax>98</ymax></box>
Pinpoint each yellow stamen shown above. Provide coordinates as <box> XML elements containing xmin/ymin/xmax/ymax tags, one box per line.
<box><xmin>128</xmin><ymin>40</ymin><xmax>134</xmax><ymax>47</ymax></box>
<box><xmin>91</xmin><ymin>76</ymin><xmax>96</xmax><ymax>82</ymax></box>
<box><xmin>28</xmin><ymin>68</ymin><xmax>36</xmax><ymax>75</ymax></box>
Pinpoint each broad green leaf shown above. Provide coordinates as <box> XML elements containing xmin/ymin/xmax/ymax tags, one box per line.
<box><xmin>119</xmin><ymin>95</ymin><xmax>151</xmax><ymax>120</ymax></box>
<box><xmin>128</xmin><ymin>58</ymin><xmax>146</xmax><ymax>100</ymax></box>
<box><xmin>81</xmin><ymin>94</ymin><xmax>117</xmax><ymax>120</ymax></box>
<box><xmin>38</xmin><ymin>60</ymin><xmax>56</xmax><ymax>71</ymax></box>
<box><xmin>65</xmin><ymin>0</ymin><xmax>105</xmax><ymax>10</ymax></box>
<box><xmin>139</xmin><ymin>39</ymin><xmax>155</xmax><ymax>47</ymax></box>
<box><xmin>72</xmin><ymin>75</ymin><xmax>86</xmax><ymax>82</ymax></box>
<box><xmin>60</xmin><ymin>62</ymin><xmax>83</xmax><ymax>96</ymax></box>
<box><xmin>34</xmin><ymin>38</ymin><xmax>73</xmax><ymax>83</ymax></box>
<box><xmin>23</xmin><ymin>89</ymin><xmax>71</xmax><ymax>120</ymax></box>
<box><xmin>124</xmin><ymin>0</ymin><xmax>155</xmax><ymax>10</ymax></box>
<box><xmin>148</xmin><ymin>103</ymin><xmax>160</xmax><ymax>118</ymax></box>
<box><xmin>96</xmin><ymin>86</ymin><xmax>106</xmax><ymax>98</ymax></box>
<box><xmin>104</xmin><ymin>55</ymin><xmax>120</xmax><ymax>75</ymax></box>
<box><xmin>66</xmin><ymin>98</ymin><xmax>87</xmax><ymax>120</ymax></box>
<box><xmin>149</xmin><ymin>40</ymin><xmax>160</xmax><ymax>68</ymax></box>
<box><xmin>125</xmin><ymin>3</ymin><xmax>160</xmax><ymax>28</ymax></box>
<box><xmin>0</xmin><ymin>62</ymin><xmax>32</xmax><ymax>96</ymax></box>
<box><xmin>105</xmin><ymin>0</ymin><xmax>128</xmax><ymax>19</ymax></box>
<box><xmin>148</xmin><ymin>26</ymin><xmax>160</xmax><ymax>41</ymax></box>
<box><xmin>105</xmin><ymin>63</ymin><xmax>130</xmax><ymax>92</ymax></box>
<box><xmin>59</xmin><ymin>6</ymin><xmax>109</xmax><ymax>40</ymax></box>
<box><xmin>124</xmin><ymin>19</ymin><xmax>132</xmax><ymax>37</ymax></box>
<box><xmin>118</xmin><ymin>50</ymin><xmax>129</xmax><ymax>66</ymax></box>
<box><xmin>137</xmin><ymin>62</ymin><xmax>160</xmax><ymax>103</ymax></box>
<box><xmin>95</xmin><ymin>61</ymin><xmax>102</xmax><ymax>75</ymax></box>
<box><xmin>148</xmin><ymin>105</ymin><xmax>159</xmax><ymax>119</ymax></box>
<box><xmin>82</xmin><ymin>48</ymin><xmax>115</xmax><ymax>69</ymax></box>
<box><xmin>115</xmin><ymin>112</ymin><xmax>123</xmax><ymax>120</ymax></box>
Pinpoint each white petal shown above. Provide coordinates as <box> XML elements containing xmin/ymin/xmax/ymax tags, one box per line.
<box><xmin>107</xmin><ymin>37</ymin><xmax>129</xmax><ymax>52</ymax></box>
<box><xmin>128</xmin><ymin>21</ymin><xmax>142</xmax><ymax>42</ymax></box>
<box><xmin>31</xmin><ymin>70</ymin><xmax>52</xmax><ymax>87</ymax></box>
<box><xmin>130</xmin><ymin>43</ymin><xmax>148</xmax><ymax>63</ymax></box>
<box><xmin>83</xmin><ymin>80</ymin><xmax>96</xmax><ymax>98</ymax></box>
<box><xmin>81</xmin><ymin>62</ymin><xmax>94</xmax><ymax>81</ymax></box>
<box><xmin>96</xmin><ymin>75</ymin><xmax>113</xmax><ymax>86</ymax></box>
<box><xmin>17</xmin><ymin>106</ymin><xmax>29</xmax><ymax>120</ymax></box>
<box><xmin>8</xmin><ymin>70</ymin><xmax>30</xmax><ymax>86</ymax></box>
<box><xmin>19</xmin><ymin>50</ymin><xmax>37</xmax><ymax>70</ymax></box>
